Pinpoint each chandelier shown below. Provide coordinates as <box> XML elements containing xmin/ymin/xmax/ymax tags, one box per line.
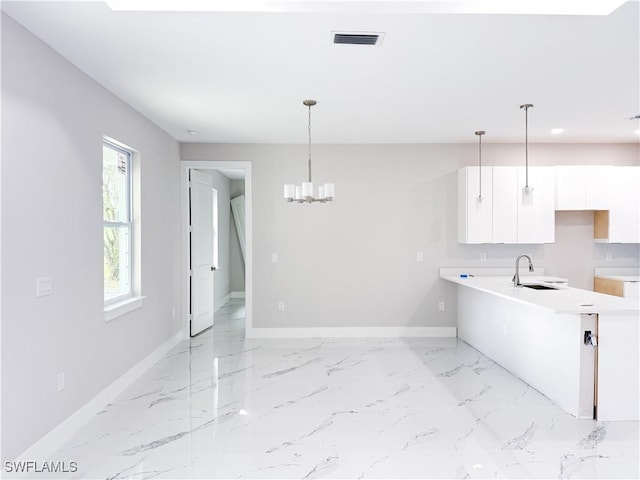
<box><xmin>284</xmin><ymin>100</ymin><xmax>335</xmax><ymax>203</ymax></box>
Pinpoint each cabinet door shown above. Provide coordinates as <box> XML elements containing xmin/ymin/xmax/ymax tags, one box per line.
<box><xmin>623</xmin><ymin>282</ymin><xmax>640</xmax><ymax>300</ymax></box>
<box><xmin>517</xmin><ymin>166</ymin><xmax>555</xmax><ymax>243</ymax></box>
<box><xmin>609</xmin><ymin>166</ymin><xmax>640</xmax><ymax>243</ymax></box>
<box><xmin>585</xmin><ymin>166</ymin><xmax>612</xmax><ymax>210</ymax></box>
<box><xmin>458</xmin><ymin>167</ymin><xmax>493</xmax><ymax>243</ymax></box>
<box><xmin>492</xmin><ymin>166</ymin><xmax>518</xmax><ymax>243</ymax></box>
<box><xmin>556</xmin><ymin>166</ymin><xmax>586</xmax><ymax>210</ymax></box>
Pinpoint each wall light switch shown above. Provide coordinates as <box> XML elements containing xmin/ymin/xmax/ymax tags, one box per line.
<box><xmin>36</xmin><ymin>276</ymin><xmax>53</xmax><ymax>298</ymax></box>
<box><xmin>57</xmin><ymin>372</ymin><xmax>65</xmax><ymax>392</ymax></box>
<box><xmin>272</xmin><ymin>253</ymin><xmax>278</xmax><ymax>263</ymax></box>
<box><xmin>416</xmin><ymin>252</ymin><xmax>423</xmax><ymax>262</ymax></box>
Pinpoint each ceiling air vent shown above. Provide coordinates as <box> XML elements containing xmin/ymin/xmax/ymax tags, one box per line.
<box><xmin>332</xmin><ymin>31</ymin><xmax>384</xmax><ymax>46</ymax></box>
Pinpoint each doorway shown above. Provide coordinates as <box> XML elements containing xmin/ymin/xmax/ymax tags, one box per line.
<box><xmin>181</xmin><ymin>161</ymin><xmax>252</xmax><ymax>338</ymax></box>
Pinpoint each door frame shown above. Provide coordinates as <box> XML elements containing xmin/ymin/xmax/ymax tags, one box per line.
<box><xmin>181</xmin><ymin>161</ymin><xmax>252</xmax><ymax>338</ymax></box>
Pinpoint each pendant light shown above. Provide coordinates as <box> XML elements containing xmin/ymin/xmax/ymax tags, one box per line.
<box><xmin>284</xmin><ymin>100</ymin><xmax>335</xmax><ymax>203</ymax></box>
<box><xmin>475</xmin><ymin>130</ymin><xmax>485</xmax><ymax>202</ymax></box>
<box><xmin>520</xmin><ymin>104</ymin><xmax>534</xmax><ymax>204</ymax></box>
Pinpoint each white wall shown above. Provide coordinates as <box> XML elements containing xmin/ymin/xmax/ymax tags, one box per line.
<box><xmin>1</xmin><ymin>14</ymin><xmax>182</xmax><ymax>460</ymax></box>
<box><xmin>180</xmin><ymin>142</ymin><xmax>639</xmax><ymax>331</ymax></box>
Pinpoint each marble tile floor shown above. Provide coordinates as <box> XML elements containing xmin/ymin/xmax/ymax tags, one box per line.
<box><xmin>29</xmin><ymin>299</ymin><xmax>638</xmax><ymax>479</ymax></box>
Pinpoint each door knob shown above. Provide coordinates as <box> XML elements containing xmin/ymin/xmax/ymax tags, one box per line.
<box><xmin>211</xmin><ymin>266</ymin><xmax>217</xmax><ymax>271</ymax></box>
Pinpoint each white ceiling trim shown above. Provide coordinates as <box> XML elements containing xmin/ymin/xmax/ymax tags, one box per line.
<box><xmin>104</xmin><ymin>0</ymin><xmax>628</xmax><ymax>15</ymax></box>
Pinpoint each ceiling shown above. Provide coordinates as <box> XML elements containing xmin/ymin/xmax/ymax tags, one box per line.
<box><xmin>2</xmin><ymin>1</ymin><xmax>639</xmax><ymax>144</ymax></box>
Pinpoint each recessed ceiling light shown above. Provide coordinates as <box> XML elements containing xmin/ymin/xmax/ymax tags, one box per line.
<box><xmin>187</xmin><ymin>130</ymin><xmax>199</xmax><ymax>135</ymax></box>
<box><xmin>551</xmin><ymin>128</ymin><xmax>565</xmax><ymax>135</ymax></box>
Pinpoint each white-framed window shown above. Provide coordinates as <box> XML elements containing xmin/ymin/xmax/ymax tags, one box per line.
<box><xmin>103</xmin><ymin>140</ymin><xmax>133</xmax><ymax>305</ymax></box>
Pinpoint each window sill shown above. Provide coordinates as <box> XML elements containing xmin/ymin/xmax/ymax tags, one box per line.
<box><xmin>104</xmin><ymin>296</ymin><xmax>146</xmax><ymax>322</ymax></box>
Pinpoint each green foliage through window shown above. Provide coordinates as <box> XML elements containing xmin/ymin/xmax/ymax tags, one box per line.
<box><xmin>103</xmin><ymin>141</ymin><xmax>132</xmax><ymax>302</ymax></box>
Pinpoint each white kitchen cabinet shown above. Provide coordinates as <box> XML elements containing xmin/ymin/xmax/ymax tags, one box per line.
<box><xmin>517</xmin><ymin>166</ymin><xmax>555</xmax><ymax>243</ymax></box>
<box><xmin>594</xmin><ymin>277</ymin><xmax>640</xmax><ymax>300</ymax></box>
<box><xmin>458</xmin><ymin>166</ymin><xmax>493</xmax><ymax>243</ymax></box>
<box><xmin>459</xmin><ymin>166</ymin><xmax>555</xmax><ymax>244</ymax></box>
<box><xmin>555</xmin><ymin>165</ymin><xmax>612</xmax><ymax>210</ymax></box>
<box><xmin>492</xmin><ymin>166</ymin><xmax>555</xmax><ymax>244</ymax></box>
<box><xmin>585</xmin><ymin>166</ymin><xmax>612</xmax><ymax>210</ymax></box>
<box><xmin>491</xmin><ymin>166</ymin><xmax>518</xmax><ymax>243</ymax></box>
<box><xmin>604</xmin><ymin>166</ymin><xmax>640</xmax><ymax>243</ymax></box>
<box><xmin>556</xmin><ymin>166</ymin><xmax>586</xmax><ymax>210</ymax></box>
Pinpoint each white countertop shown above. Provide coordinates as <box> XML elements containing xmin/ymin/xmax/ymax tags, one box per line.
<box><xmin>441</xmin><ymin>275</ymin><xmax>639</xmax><ymax>314</ymax></box>
<box><xmin>594</xmin><ymin>267</ymin><xmax>639</xmax><ymax>283</ymax></box>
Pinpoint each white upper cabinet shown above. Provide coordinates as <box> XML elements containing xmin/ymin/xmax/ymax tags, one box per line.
<box><xmin>459</xmin><ymin>165</ymin><xmax>638</xmax><ymax>244</ymax></box>
<box><xmin>555</xmin><ymin>165</ymin><xmax>612</xmax><ymax>210</ymax></box>
<box><xmin>556</xmin><ymin>166</ymin><xmax>586</xmax><ymax>210</ymax></box>
<box><xmin>492</xmin><ymin>166</ymin><xmax>518</xmax><ymax>243</ymax></box>
<box><xmin>585</xmin><ymin>166</ymin><xmax>612</xmax><ymax>210</ymax></box>
<box><xmin>516</xmin><ymin>166</ymin><xmax>556</xmax><ymax>243</ymax></box>
<box><xmin>458</xmin><ymin>166</ymin><xmax>555</xmax><ymax>244</ymax></box>
<box><xmin>458</xmin><ymin>166</ymin><xmax>493</xmax><ymax>244</ymax></box>
<box><xmin>606</xmin><ymin>166</ymin><xmax>640</xmax><ymax>243</ymax></box>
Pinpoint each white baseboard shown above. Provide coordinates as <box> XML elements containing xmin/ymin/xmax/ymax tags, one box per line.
<box><xmin>215</xmin><ymin>293</ymin><xmax>231</xmax><ymax>312</ymax></box>
<box><xmin>230</xmin><ymin>291</ymin><xmax>245</xmax><ymax>299</ymax></box>
<box><xmin>246</xmin><ymin>326</ymin><xmax>457</xmax><ymax>339</ymax></box>
<box><xmin>13</xmin><ymin>330</ymin><xmax>184</xmax><ymax>465</ymax></box>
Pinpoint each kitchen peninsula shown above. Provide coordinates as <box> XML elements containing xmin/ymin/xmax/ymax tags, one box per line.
<box><xmin>441</xmin><ymin>268</ymin><xmax>639</xmax><ymax>422</ymax></box>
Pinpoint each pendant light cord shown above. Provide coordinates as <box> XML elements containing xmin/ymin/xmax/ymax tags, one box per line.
<box><xmin>308</xmin><ymin>103</ymin><xmax>312</xmax><ymax>183</ymax></box>
<box><xmin>525</xmin><ymin>107</ymin><xmax>529</xmax><ymax>188</ymax></box>
<box><xmin>521</xmin><ymin>104</ymin><xmax>533</xmax><ymax>188</ymax></box>
<box><xmin>475</xmin><ymin>130</ymin><xmax>485</xmax><ymax>199</ymax></box>
<box><xmin>479</xmin><ymin>133</ymin><xmax>482</xmax><ymax>197</ymax></box>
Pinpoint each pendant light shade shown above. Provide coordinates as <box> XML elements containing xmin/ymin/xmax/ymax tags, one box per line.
<box><xmin>284</xmin><ymin>100</ymin><xmax>334</xmax><ymax>203</ymax></box>
<box><xmin>475</xmin><ymin>130</ymin><xmax>485</xmax><ymax>202</ymax></box>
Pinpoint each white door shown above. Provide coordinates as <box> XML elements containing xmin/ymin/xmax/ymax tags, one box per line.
<box><xmin>190</xmin><ymin>169</ymin><xmax>215</xmax><ymax>336</ymax></box>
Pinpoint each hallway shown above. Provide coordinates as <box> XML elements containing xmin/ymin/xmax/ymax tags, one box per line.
<box><xmin>34</xmin><ymin>299</ymin><xmax>638</xmax><ymax>479</ymax></box>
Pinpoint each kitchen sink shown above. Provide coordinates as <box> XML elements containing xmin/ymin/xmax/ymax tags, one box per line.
<box><xmin>523</xmin><ymin>283</ymin><xmax>559</xmax><ymax>290</ymax></box>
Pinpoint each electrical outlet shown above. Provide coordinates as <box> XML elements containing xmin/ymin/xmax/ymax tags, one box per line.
<box><xmin>36</xmin><ymin>276</ymin><xmax>53</xmax><ymax>298</ymax></box>
<box><xmin>171</xmin><ymin>308</ymin><xmax>176</xmax><ymax>319</ymax></box>
<box><xmin>278</xmin><ymin>302</ymin><xmax>285</xmax><ymax>311</ymax></box>
<box><xmin>606</xmin><ymin>252</ymin><xmax>612</xmax><ymax>262</ymax></box>
<box><xmin>480</xmin><ymin>253</ymin><xmax>487</xmax><ymax>262</ymax></box>
<box><xmin>272</xmin><ymin>253</ymin><xmax>279</xmax><ymax>263</ymax></box>
<box><xmin>416</xmin><ymin>252</ymin><xmax>423</xmax><ymax>262</ymax></box>
<box><xmin>438</xmin><ymin>301</ymin><xmax>446</xmax><ymax>311</ymax></box>
<box><xmin>57</xmin><ymin>373</ymin><xmax>65</xmax><ymax>392</ymax></box>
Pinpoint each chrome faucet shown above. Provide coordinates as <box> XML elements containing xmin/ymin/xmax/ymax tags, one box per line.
<box><xmin>513</xmin><ymin>254</ymin><xmax>534</xmax><ymax>287</ymax></box>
